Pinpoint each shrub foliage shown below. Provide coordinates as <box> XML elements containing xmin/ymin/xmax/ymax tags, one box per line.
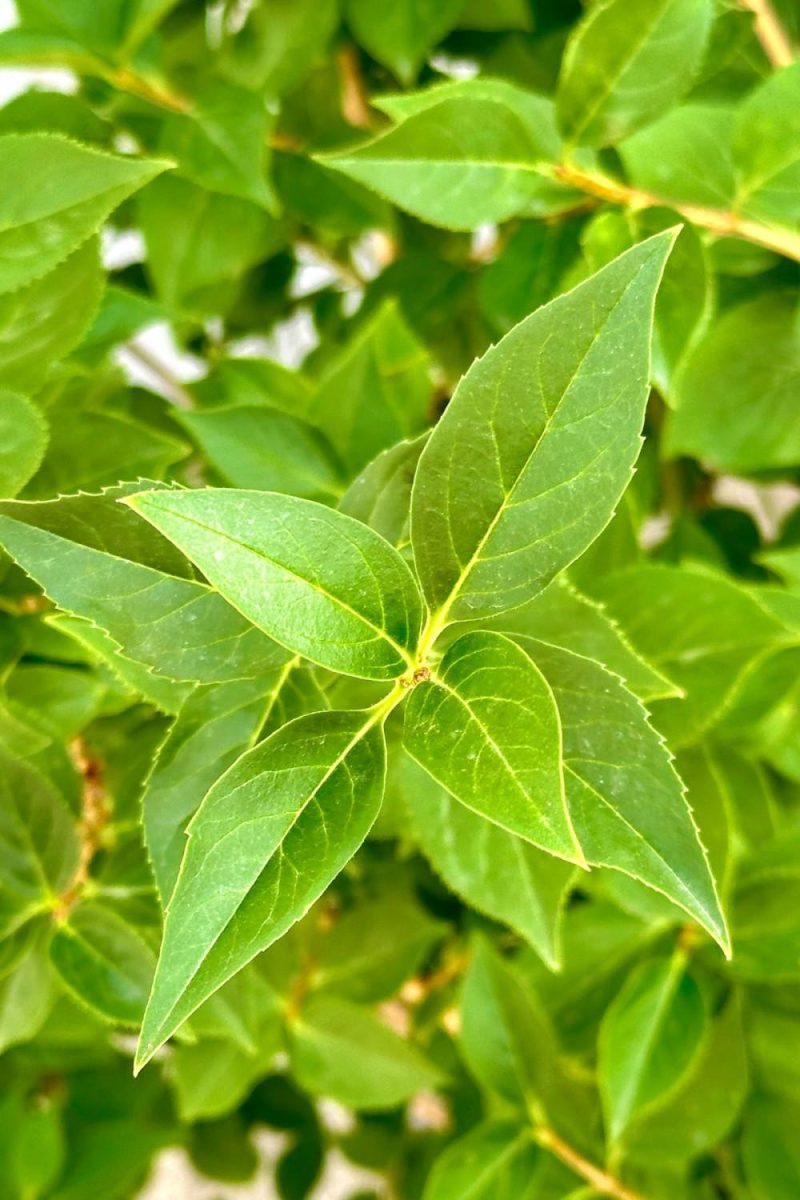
<box><xmin>0</xmin><ymin>1</ymin><xmax>799</xmax><ymax>1198</ymax></box>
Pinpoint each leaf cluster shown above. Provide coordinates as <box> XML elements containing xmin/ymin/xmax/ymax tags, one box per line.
<box><xmin>0</xmin><ymin>2</ymin><xmax>799</xmax><ymax>1198</ymax></box>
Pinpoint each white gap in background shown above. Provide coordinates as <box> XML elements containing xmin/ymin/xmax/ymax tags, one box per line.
<box><xmin>102</xmin><ymin>228</ymin><xmax>147</xmax><ymax>271</ymax></box>
<box><xmin>228</xmin><ymin>309</ymin><xmax>320</xmax><ymax>369</ymax></box>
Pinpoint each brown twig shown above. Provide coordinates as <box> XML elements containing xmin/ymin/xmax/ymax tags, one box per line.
<box><xmin>54</xmin><ymin>740</ymin><xmax>109</xmax><ymax>920</ymax></box>
<box><xmin>554</xmin><ymin>163</ymin><xmax>800</xmax><ymax>263</ymax></box>
<box><xmin>739</xmin><ymin>0</ymin><xmax>795</xmax><ymax>68</ymax></box>
<box><xmin>535</xmin><ymin>1127</ymin><xmax>645</xmax><ymax>1200</ymax></box>
<box><xmin>336</xmin><ymin>43</ymin><xmax>375</xmax><ymax>130</ymax></box>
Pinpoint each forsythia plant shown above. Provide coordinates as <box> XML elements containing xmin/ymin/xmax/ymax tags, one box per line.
<box><xmin>0</xmin><ymin>1</ymin><xmax>799</xmax><ymax>1197</ymax></box>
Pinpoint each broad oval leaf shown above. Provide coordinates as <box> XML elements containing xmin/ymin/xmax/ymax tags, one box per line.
<box><xmin>411</xmin><ymin>232</ymin><xmax>675</xmax><ymax>624</ymax></box>
<box><xmin>557</xmin><ymin>0</ymin><xmax>713</xmax><ymax>148</ymax></box>
<box><xmin>135</xmin><ymin>707</ymin><xmax>387</xmax><ymax>1070</ymax></box>
<box><xmin>526</xmin><ymin>638</ymin><xmax>729</xmax><ymax>952</ymax></box>
<box><xmin>126</xmin><ymin>487</ymin><xmax>424</xmax><ymax>680</ymax></box>
<box><xmin>0</xmin><ymin>133</ymin><xmax>168</xmax><ymax>293</ymax></box>
<box><xmin>50</xmin><ymin>902</ymin><xmax>155</xmax><ymax>1026</ymax></box>
<box><xmin>598</xmin><ymin>954</ymin><xmax>707</xmax><ymax>1144</ymax></box>
<box><xmin>422</xmin><ymin>1122</ymin><xmax>543</xmax><ymax>1200</ymax></box>
<box><xmin>734</xmin><ymin>62</ymin><xmax>800</xmax><ymax>233</ymax></box>
<box><xmin>404</xmin><ymin>630</ymin><xmax>584</xmax><ymax>864</ymax></box>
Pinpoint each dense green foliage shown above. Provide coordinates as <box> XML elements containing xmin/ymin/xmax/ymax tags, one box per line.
<box><xmin>0</xmin><ymin>1</ymin><xmax>799</xmax><ymax>1197</ymax></box>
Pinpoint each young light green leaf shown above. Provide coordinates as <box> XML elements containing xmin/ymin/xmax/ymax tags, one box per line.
<box><xmin>557</xmin><ymin>0</ymin><xmax>713</xmax><ymax>148</ymax></box>
<box><xmin>288</xmin><ymin>995</ymin><xmax>441</xmax><ymax>1110</ymax></box>
<box><xmin>344</xmin><ymin>0</ymin><xmax>462</xmax><ymax>84</ymax></box>
<box><xmin>526</xmin><ymin>639</ymin><xmax>729</xmax><ymax>952</ymax></box>
<box><xmin>0</xmin><ymin>485</ymin><xmax>286</xmax><ymax>685</ymax></box>
<box><xmin>0</xmin><ymin>133</ymin><xmax>169</xmax><ymax>293</ymax></box>
<box><xmin>0</xmin><ymin>238</ymin><xmax>103</xmax><ymax>391</ymax></box>
<box><xmin>0</xmin><ymin>391</ymin><xmax>47</xmax><ymax>499</ymax></box>
<box><xmin>742</xmin><ymin>1097</ymin><xmax>800</xmax><ymax>1200</ymax></box>
<box><xmin>411</xmin><ymin>233</ymin><xmax>675</xmax><ymax>624</ymax></box>
<box><xmin>402</xmin><ymin>753</ymin><xmax>575</xmax><ymax>969</ymax></box>
<box><xmin>598</xmin><ymin>954</ymin><xmax>707</xmax><ymax>1144</ymax></box>
<box><xmin>321</xmin><ymin>98</ymin><xmax>566</xmax><ymax>231</ymax></box>
<box><xmin>136</xmin><ymin>707</ymin><xmax>387</xmax><ymax>1070</ymax></box>
<box><xmin>126</xmin><ymin>488</ymin><xmax>424</xmax><ymax>680</ymax></box>
<box><xmin>619</xmin><ymin>103</ymin><xmax>735</xmax><ymax>210</ymax></box>
<box><xmin>307</xmin><ymin>301</ymin><xmax>432</xmax><ymax>478</ymax></box>
<box><xmin>175</xmin><ymin>404</ymin><xmax>342</xmax><ymax>501</ymax></box>
<box><xmin>404</xmin><ymin>631</ymin><xmax>583</xmax><ymax>864</ymax></box>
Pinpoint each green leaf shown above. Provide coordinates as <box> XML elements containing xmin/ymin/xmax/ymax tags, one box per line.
<box><xmin>422</xmin><ymin>1122</ymin><xmax>544</xmax><ymax>1200</ymax></box>
<box><xmin>344</xmin><ymin>0</ymin><xmax>463</xmax><ymax>84</ymax></box>
<box><xmin>171</xmin><ymin>1019</ymin><xmax>282</xmax><ymax>1122</ymax></box>
<box><xmin>0</xmin><ymin>238</ymin><xmax>104</xmax><ymax>391</ymax></box>
<box><xmin>0</xmin><ymin>938</ymin><xmax>54</xmax><ymax>1052</ymax></box>
<box><xmin>322</xmin><ymin>97</ymin><xmax>566</xmax><ymax>231</ymax></box>
<box><xmin>742</xmin><ymin>1097</ymin><xmax>800</xmax><ymax>1200</ymax></box>
<box><xmin>734</xmin><ymin>61</ymin><xmax>800</xmax><ymax>232</ymax></box>
<box><xmin>288</xmin><ymin>994</ymin><xmax>441</xmax><ymax>1110</ymax></box>
<box><xmin>47</xmin><ymin>614</ymin><xmax>191</xmax><ymax>715</ymax></box>
<box><xmin>623</xmin><ymin>993</ymin><xmax>747</xmax><ymax>1164</ymax></box>
<box><xmin>557</xmin><ymin>0</ymin><xmax>714</xmax><ymax>148</ymax></box>
<box><xmin>460</xmin><ymin>938</ymin><xmax>594</xmax><ymax>1142</ymax></box>
<box><xmin>527</xmin><ymin>639</ymin><xmax>729</xmax><ymax>952</ymax></box>
<box><xmin>160</xmin><ymin>82</ymin><xmax>277</xmax><ymax>211</ymax></box>
<box><xmin>126</xmin><ymin>488</ymin><xmax>424</xmax><ymax>680</ymax></box>
<box><xmin>0</xmin><ymin>391</ymin><xmax>48</xmax><ymax>499</ymax></box>
<box><xmin>49</xmin><ymin>902</ymin><xmax>156</xmax><ymax>1026</ymax></box>
<box><xmin>598</xmin><ymin>954</ymin><xmax>707</xmax><ymax>1144</ymax></box>
<box><xmin>410</xmin><ymin>233</ymin><xmax>675</xmax><ymax>624</ymax></box>
<box><xmin>174</xmin><ymin>404</ymin><xmax>342</xmax><ymax>501</ymax></box>
<box><xmin>0</xmin><ymin>750</ymin><xmax>79</xmax><ymax>934</ymax></box>
<box><xmin>402</xmin><ymin>753</ymin><xmax>575</xmax><ymax>969</ymax></box>
<box><xmin>484</xmin><ymin>577</ymin><xmax>679</xmax><ymax>704</ymax></box>
<box><xmin>339</xmin><ymin>435</ymin><xmax>426</xmax><ymax>551</ymax></box>
<box><xmin>0</xmin><ymin>133</ymin><xmax>168</xmax><ymax>293</ymax></box>
<box><xmin>667</xmin><ymin>293</ymin><xmax>800</xmax><ymax>473</ymax></box>
<box><xmin>0</xmin><ymin>484</ymin><xmax>287</xmax><ymax>685</ymax></box>
<box><xmin>221</xmin><ymin>0</ymin><xmax>339</xmax><ymax>95</ymax></box>
<box><xmin>24</xmin><ymin>409</ymin><xmax>188</xmax><ymax>499</ymax></box>
<box><xmin>405</xmin><ymin>630</ymin><xmax>583</xmax><ymax>864</ymax></box>
<box><xmin>307</xmin><ymin>301</ymin><xmax>432</xmax><ymax>478</ymax></box>
<box><xmin>138</xmin><ymin>175</ymin><xmax>284</xmax><ymax>313</ymax></box>
<box><xmin>619</xmin><ymin>103</ymin><xmax>735</xmax><ymax>210</ymax></box>
<box><xmin>590</xmin><ymin>563</ymin><xmax>787</xmax><ymax>745</ymax></box>
<box><xmin>136</xmin><ymin>707</ymin><xmax>387</xmax><ymax>1070</ymax></box>
<box><xmin>142</xmin><ymin>675</ymin><xmax>291</xmax><ymax>903</ymax></box>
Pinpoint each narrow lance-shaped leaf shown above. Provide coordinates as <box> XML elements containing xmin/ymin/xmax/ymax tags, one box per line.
<box><xmin>0</xmin><ymin>133</ymin><xmax>169</xmax><ymax>293</ymax></box>
<box><xmin>411</xmin><ymin>232</ymin><xmax>676</xmax><ymax>625</ymax></box>
<box><xmin>523</xmin><ymin>638</ymin><xmax>729</xmax><ymax>952</ymax></box>
<box><xmin>404</xmin><ymin>630</ymin><xmax>584</xmax><ymax>864</ymax></box>
<box><xmin>135</xmin><ymin>706</ymin><xmax>388</xmax><ymax>1070</ymax></box>
<box><xmin>126</xmin><ymin>488</ymin><xmax>424</xmax><ymax>681</ymax></box>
